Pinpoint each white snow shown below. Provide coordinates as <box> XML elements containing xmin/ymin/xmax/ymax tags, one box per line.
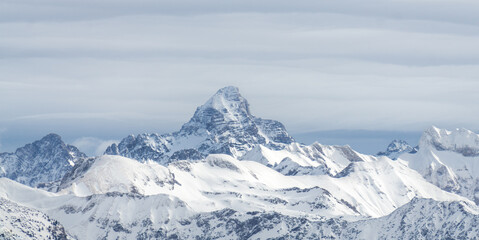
<box><xmin>54</xmin><ymin>154</ymin><xmax>469</xmax><ymax>219</ymax></box>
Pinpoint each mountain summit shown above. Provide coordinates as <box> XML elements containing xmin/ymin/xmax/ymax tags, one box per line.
<box><xmin>0</xmin><ymin>133</ymin><xmax>86</xmax><ymax>187</ymax></box>
<box><xmin>188</xmin><ymin>86</ymin><xmax>251</xmax><ymax>125</ymax></box>
<box><xmin>105</xmin><ymin>86</ymin><xmax>294</xmax><ymax>164</ymax></box>
<box><xmin>180</xmin><ymin>86</ymin><xmax>294</xmax><ymax>151</ymax></box>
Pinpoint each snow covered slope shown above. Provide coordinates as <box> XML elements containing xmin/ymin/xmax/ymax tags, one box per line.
<box><xmin>0</xmin><ymin>175</ymin><xmax>475</xmax><ymax>240</ymax></box>
<box><xmin>0</xmin><ymin>178</ymin><xmax>192</xmax><ymax>240</ymax></box>
<box><xmin>0</xmin><ymin>133</ymin><xmax>86</xmax><ymax>187</ymax></box>
<box><xmin>300</xmin><ymin>157</ymin><xmax>464</xmax><ymax>217</ymax></box>
<box><xmin>105</xmin><ymin>86</ymin><xmax>294</xmax><ymax>165</ymax></box>
<box><xmin>399</xmin><ymin>126</ymin><xmax>479</xmax><ymax>204</ymax></box>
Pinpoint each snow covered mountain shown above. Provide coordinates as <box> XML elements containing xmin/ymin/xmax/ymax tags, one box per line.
<box><xmin>0</xmin><ymin>133</ymin><xmax>86</xmax><ymax>187</ymax></box>
<box><xmin>1</xmin><ymin>128</ymin><xmax>477</xmax><ymax>239</ymax></box>
<box><xmin>376</xmin><ymin>139</ymin><xmax>415</xmax><ymax>160</ymax></box>
<box><xmin>399</xmin><ymin>126</ymin><xmax>479</xmax><ymax>204</ymax></box>
<box><xmin>105</xmin><ymin>86</ymin><xmax>294</xmax><ymax>165</ymax></box>
<box><xmin>2</xmin><ymin>87</ymin><xmax>479</xmax><ymax>239</ymax></box>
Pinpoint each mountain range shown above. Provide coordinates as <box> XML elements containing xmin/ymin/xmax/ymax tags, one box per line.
<box><xmin>1</xmin><ymin>86</ymin><xmax>479</xmax><ymax>239</ymax></box>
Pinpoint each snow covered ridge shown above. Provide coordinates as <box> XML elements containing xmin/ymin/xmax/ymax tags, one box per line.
<box><xmin>0</xmin><ymin>133</ymin><xmax>86</xmax><ymax>187</ymax></box>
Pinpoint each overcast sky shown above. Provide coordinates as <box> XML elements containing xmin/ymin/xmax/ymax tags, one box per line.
<box><xmin>1</xmin><ymin>0</ymin><xmax>479</xmax><ymax>155</ymax></box>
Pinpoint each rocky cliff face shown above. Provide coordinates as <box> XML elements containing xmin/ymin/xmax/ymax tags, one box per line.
<box><xmin>0</xmin><ymin>133</ymin><xmax>86</xmax><ymax>187</ymax></box>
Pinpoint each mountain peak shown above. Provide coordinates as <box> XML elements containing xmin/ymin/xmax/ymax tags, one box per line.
<box><xmin>386</xmin><ymin>139</ymin><xmax>411</xmax><ymax>152</ymax></box>
<box><xmin>107</xmin><ymin>86</ymin><xmax>294</xmax><ymax>164</ymax></box>
<box><xmin>1</xmin><ymin>133</ymin><xmax>87</xmax><ymax>187</ymax></box>
<box><xmin>15</xmin><ymin>133</ymin><xmax>65</xmax><ymax>157</ymax></box>
<box><xmin>181</xmin><ymin>86</ymin><xmax>253</xmax><ymax>133</ymax></box>
<box><xmin>376</xmin><ymin>139</ymin><xmax>413</xmax><ymax>159</ymax></box>
<box><xmin>199</xmin><ymin>86</ymin><xmax>250</xmax><ymax>119</ymax></box>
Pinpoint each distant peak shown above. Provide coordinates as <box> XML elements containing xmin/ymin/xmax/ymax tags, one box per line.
<box><xmin>386</xmin><ymin>139</ymin><xmax>411</xmax><ymax>152</ymax></box>
<box><xmin>376</xmin><ymin>139</ymin><xmax>413</xmax><ymax>159</ymax></box>
<box><xmin>388</xmin><ymin>139</ymin><xmax>409</xmax><ymax>147</ymax></box>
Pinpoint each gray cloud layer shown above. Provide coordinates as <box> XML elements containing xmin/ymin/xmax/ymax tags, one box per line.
<box><xmin>1</xmin><ymin>0</ymin><xmax>478</xmax><ymax>153</ymax></box>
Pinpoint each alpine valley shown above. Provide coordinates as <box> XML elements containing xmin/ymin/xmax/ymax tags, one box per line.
<box><xmin>1</xmin><ymin>86</ymin><xmax>479</xmax><ymax>239</ymax></box>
